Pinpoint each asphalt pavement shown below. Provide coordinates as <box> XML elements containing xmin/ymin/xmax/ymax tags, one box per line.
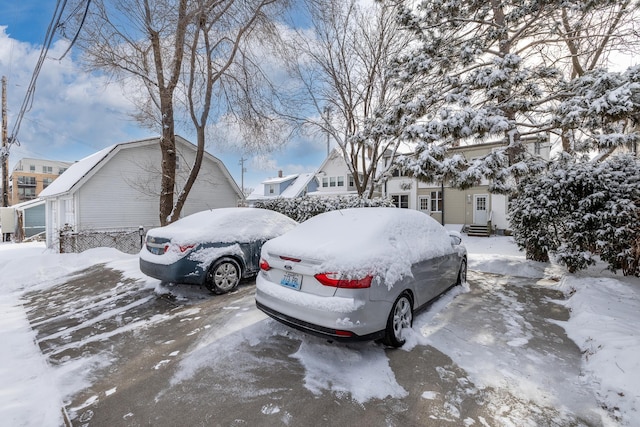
<box><xmin>22</xmin><ymin>266</ymin><xmax>605</xmax><ymax>426</ymax></box>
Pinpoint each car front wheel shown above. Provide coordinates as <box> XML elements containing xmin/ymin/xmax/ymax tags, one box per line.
<box><xmin>383</xmin><ymin>293</ymin><xmax>413</xmax><ymax>348</ymax></box>
<box><xmin>206</xmin><ymin>257</ymin><xmax>241</xmax><ymax>294</ymax></box>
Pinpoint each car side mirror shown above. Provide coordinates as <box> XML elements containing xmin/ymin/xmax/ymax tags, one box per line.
<box><xmin>448</xmin><ymin>232</ymin><xmax>462</xmax><ymax>246</ymax></box>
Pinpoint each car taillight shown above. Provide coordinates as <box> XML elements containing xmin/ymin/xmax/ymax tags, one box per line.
<box><xmin>163</xmin><ymin>244</ymin><xmax>194</xmax><ymax>253</ymax></box>
<box><xmin>259</xmin><ymin>258</ymin><xmax>271</xmax><ymax>271</ymax></box>
<box><xmin>315</xmin><ymin>273</ymin><xmax>372</xmax><ymax>288</ymax></box>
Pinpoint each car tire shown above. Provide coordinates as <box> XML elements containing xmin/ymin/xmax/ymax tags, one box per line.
<box><xmin>206</xmin><ymin>257</ymin><xmax>241</xmax><ymax>294</ymax></box>
<box><xmin>383</xmin><ymin>293</ymin><xmax>413</xmax><ymax>348</ymax></box>
<box><xmin>456</xmin><ymin>258</ymin><xmax>467</xmax><ymax>285</ymax></box>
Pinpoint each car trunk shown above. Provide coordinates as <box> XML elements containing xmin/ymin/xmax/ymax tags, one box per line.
<box><xmin>261</xmin><ymin>250</ymin><xmax>337</xmax><ymax>297</ymax></box>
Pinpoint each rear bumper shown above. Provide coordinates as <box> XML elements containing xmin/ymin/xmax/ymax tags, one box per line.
<box><xmin>256</xmin><ymin>301</ymin><xmax>384</xmax><ymax>342</ymax></box>
<box><xmin>139</xmin><ymin>257</ymin><xmax>205</xmax><ymax>285</ymax></box>
<box><xmin>255</xmin><ymin>273</ymin><xmax>387</xmax><ymax>342</ymax></box>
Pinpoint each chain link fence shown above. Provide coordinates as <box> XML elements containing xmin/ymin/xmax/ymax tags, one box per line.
<box><xmin>58</xmin><ymin>226</ymin><xmax>145</xmax><ymax>255</ymax></box>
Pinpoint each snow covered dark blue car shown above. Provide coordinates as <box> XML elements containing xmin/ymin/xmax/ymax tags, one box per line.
<box><xmin>139</xmin><ymin>208</ymin><xmax>297</xmax><ymax>294</ymax></box>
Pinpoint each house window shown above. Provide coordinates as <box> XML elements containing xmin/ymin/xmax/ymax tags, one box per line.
<box><xmin>42</xmin><ymin>166</ymin><xmax>53</xmax><ymax>174</ymax></box>
<box><xmin>18</xmin><ymin>187</ymin><xmax>36</xmax><ymax>199</ymax></box>
<box><xmin>337</xmin><ymin>176</ymin><xmax>344</xmax><ymax>187</ymax></box>
<box><xmin>29</xmin><ymin>165</ymin><xmax>36</xmax><ymax>172</ymax></box>
<box><xmin>64</xmin><ymin>199</ymin><xmax>75</xmax><ymax>225</ymax></box>
<box><xmin>322</xmin><ymin>177</ymin><xmax>329</xmax><ymax>188</ymax></box>
<box><xmin>348</xmin><ymin>175</ymin><xmax>355</xmax><ymax>188</ymax></box>
<box><xmin>418</xmin><ymin>197</ymin><xmax>430</xmax><ymax>211</ymax></box>
<box><xmin>476</xmin><ymin>195</ymin><xmax>487</xmax><ymax>211</ymax></box>
<box><xmin>43</xmin><ymin>178</ymin><xmax>53</xmax><ymax>188</ymax></box>
<box><xmin>59</xmin><ymin>168</ymin><xmax>67</xmax><ymax>175</ymax></box>
<box><xmin>267</xmin><ymin>184</ymin><xmax>276</xmax><ymax>194</ymax></box>
<box><xmin>18</xmin><ymin>176</ymin><xmax>37</xmax><ymax>186</ymax></box>
<box><xmin>330</xmin><ymin>177</ymin><xmax>336</xmax><ymax>187</ymax></box>
<box><xmin>430</xmin><ymin>191</ymin><xmax>442</xmax><ymax>212</ymax></box>
<box><xmin>392</xmin><ymin>195</ymin><xmax>409</xmax><ymax>209</ymax></box>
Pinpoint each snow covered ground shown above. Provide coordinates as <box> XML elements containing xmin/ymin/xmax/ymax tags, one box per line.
<box><xmin>0</xmin><ymin>235</ymin><xmax>638</xmax><ymax>426</ymax></box>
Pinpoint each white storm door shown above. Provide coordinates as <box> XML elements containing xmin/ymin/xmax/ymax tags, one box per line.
<box><xmin>473</xmin><ymin>194</ymin><xmax>488</xmax><ymax>224</ymax></box>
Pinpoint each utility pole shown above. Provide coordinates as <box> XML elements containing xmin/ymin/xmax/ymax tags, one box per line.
<box><xmin>323</xmin><ymin>106</ymin><xmax>331</xmax><ymax>156</ymax></box>
<box><xmin>1</xmin><ymin>76</ymin><xmax>9</xmax><ymax>207</ymax></box>
<box><xmin>239</xmin><ymin>157</ymin><xmax>247</xmax><ymax>204</ymax></box>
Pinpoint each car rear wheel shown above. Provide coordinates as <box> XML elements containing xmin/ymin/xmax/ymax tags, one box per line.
<box><xmin>383</xmin><ymin>293</ymin><xmax>413</xmax><ymax>348</ymax></box>
<box><xmin>206</xmin><ymin>257</ymin><xmax>241</xmax><ymax>294</ymax></box>
<box><xmin>456</xmin><ymin>258</ymin><xmax>467</xmax><ymax>285</ymax></box>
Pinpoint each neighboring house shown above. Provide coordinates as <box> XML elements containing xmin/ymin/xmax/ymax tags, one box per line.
<box><xmin>0</xmin><ymin>198</ymin><xmax>46</xmax><ymax>242</ymax></box>
<box><xmin>38</xmin><ymin>135</ymin><xmax>243</xmax><ymax>252</ymax></box>
<box><xmin>9</xmin><ymin>158</ymin><xmax>72</xmax><ymax>205</ymax></box>
<box><xmin>312</xmin><ymin>148</ymin><xmax>382</xmax><ymax>197</ymax></box>
<box><xmin>384</xmin><ymin>138</ymin><xmax>551</xmax><ymax>235</ymax></box>
<box><xmin>13</xmin><ymin>198</ymin><xmax>46</xmax><ymax>240</ymax></box>
<box><xmin>247</xmin><ymin>171</ymin><xmax>318</xmax><ymax>202</ymax></box>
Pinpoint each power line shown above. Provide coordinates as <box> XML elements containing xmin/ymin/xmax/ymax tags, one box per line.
<box><xmin>7</xmin><ymin>0</ymin><xmax>92</xmax><ymax>152</ymax></box>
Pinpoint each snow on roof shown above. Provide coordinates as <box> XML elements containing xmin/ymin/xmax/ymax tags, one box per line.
<box><xmin>248</xmin><ymin>173</ymin><xmax>317</xmax><ymax>200</ymax></box>
<box><xmin>281</xmin><ymin>173</ymin><xmax>316</xmax><ymax>198</ymax></box>
<box><xmin>37</xmin><ymin>136</ymin><xmax>242</xmax><ymax>199</ymax></box>
<box><xmin>263</xmin><ymin>174</ymin><xmax>299</xmax><ymax>184</ymax></box>
<box><xmin>11</xmin><ymin>198</ymin><xmax>45</xmax><ymax>210</ymax></box>
<box><xmin>38</xmin><ymin>144</ymin><xmax>116</xmax><ymax>198</ymax></box>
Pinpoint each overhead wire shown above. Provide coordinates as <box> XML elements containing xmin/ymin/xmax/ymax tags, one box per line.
<box><xmin>55</xmin><ymin>0</ymin><xmax>93</xmax><ymax>61</ymax></box>
<box><xmin>6</xmin><ymin>0</ymin><xmax>92</xmax><ymax>154</ymax></box>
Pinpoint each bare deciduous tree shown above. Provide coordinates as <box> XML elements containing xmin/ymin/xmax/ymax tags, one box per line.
<box><xmin>279</xmin><ymin>0</ymin><xmax>417</xmax><ymax>198</ymax></box>
<box><xmin>78</xmin><ymin>0</ymin><xmax>284</xmax><ymax>224</ymax></box>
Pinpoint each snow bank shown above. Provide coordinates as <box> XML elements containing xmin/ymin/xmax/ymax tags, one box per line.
<box><xmin>558</xmin><ymin>275</ymin><xmax>640</xmax><ymax>424</ymax></box>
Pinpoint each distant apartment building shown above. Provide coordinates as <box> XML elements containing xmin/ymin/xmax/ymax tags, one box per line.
<box><xmin>10</xmin><ymin>158</ymin><xmax>72</xmax><ymax>205</ymax></box>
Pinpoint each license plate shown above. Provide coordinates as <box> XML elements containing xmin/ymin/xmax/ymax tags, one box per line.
<box><xmin>148</xmin><ymin>246</ymin><xmax>163</xmax><ymax>255</ymax></box>
<box><xmin>280</xmin><ymin>272</ymin><xmax>302</xmax><ymax>290</ymax></box>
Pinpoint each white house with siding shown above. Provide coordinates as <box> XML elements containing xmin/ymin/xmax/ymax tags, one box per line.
<box><xmin>38</xmin><ymin>135</ymin><xmax>243</xmax><ymax>251</ymax></box>
<box><xmin>311</xmin><ymin>148</ymin><xmax>383</xmax><ymax>197</ymax></box>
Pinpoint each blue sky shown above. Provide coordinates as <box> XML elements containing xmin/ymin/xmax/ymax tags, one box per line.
<box><xmin>0</xmin><ymin>1</ymin><xmax>328</xmax><ymax>194</ymax></box>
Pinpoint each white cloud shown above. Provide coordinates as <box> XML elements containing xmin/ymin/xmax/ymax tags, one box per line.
<box><xmin>0</xmin><ymin>26</ymin><xmax>145</xmax><ymax>168</ymax></box>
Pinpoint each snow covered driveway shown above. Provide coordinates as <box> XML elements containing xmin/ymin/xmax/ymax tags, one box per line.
<box><xmin>19</xmin><ymin>263</ymin><xmax>608</xmax><ymax>426</ymax></box>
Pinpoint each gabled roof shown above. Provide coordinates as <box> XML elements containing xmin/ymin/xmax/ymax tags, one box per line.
<box><xmin>11</xmin><ymin>198</ymin><xmax>45</xmax><ymax>210</ymax></box>
<box><xmin>263</xmin><ymin>174</ymin><xmax>299</xmax><ymax>185</ymax></box>
<box><xmin>315</xmin><ymin>148</ymin><xmax>345</xmax><ymax>174</ymax></box>
<box><xmin>248</xmin><ymin>172</ymin><xmax>317</xmax><ymax>200</ymax></box>
<box><xmin>39</xmin><ymin>135</ymin><xmax>242</xmax><ymax>198</ymax></box>
<box><xmin>39</xmin><ymin>144</ymin><xmax>114</xmax><ymax>198</ymax></box>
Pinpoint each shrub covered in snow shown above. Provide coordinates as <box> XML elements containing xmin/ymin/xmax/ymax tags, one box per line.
<box><xmin>254</xmin><ymin>195</ymin><xmax>396</xmax><ymax>222</ymax></box>
<box><xmin>510</xmin><ymin>154</ymin><xmax>640</xmax><ymax>275</ymax></box>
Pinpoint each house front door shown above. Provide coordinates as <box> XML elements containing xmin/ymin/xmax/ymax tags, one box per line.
<box><xmin>473</xmin><ymin>194</ymin><xmax>488</xmax><ymax>225</ymax></box>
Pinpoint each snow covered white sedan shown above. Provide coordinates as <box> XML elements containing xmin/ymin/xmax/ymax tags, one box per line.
<box><xmin>255</xmin><ymin>208</ymin><xmax>467</xmax><ymax>347</ymax></box>
<box><xmin>140</xmin><ymin>208</ymin><xmax>297</xmax><ymax>294</ymax></box>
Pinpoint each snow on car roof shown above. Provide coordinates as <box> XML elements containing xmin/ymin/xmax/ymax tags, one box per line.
<box><xmin>263</xmin><ymin>207</ymin><xmax>456</xmax><ymax>287</ymax></box>
<box><xmin>146</xmin><ymin>208</ymin><xmax>297</xmax><ymax>244</ymax></box>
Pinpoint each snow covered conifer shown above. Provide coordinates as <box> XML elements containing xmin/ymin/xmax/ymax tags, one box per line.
<box><xmin>510</xmin><ymin>154</ymin><xmax>640</xmax><ymax>275</ymax></box>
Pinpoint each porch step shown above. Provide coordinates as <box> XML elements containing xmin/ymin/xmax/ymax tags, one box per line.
<box><xmin>467</xmin><ymin>224</ymin><xmax>490</xmax><ymax>237</ymax></box>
